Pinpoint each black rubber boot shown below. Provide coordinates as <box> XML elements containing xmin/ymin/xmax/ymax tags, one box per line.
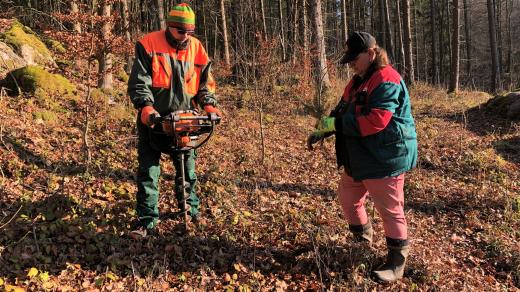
<box><xmin>373</xmin><ymin>237</ymin><xmax>409</xmax><ymax>282</ymax></box>
<box><xmin>349</xmin><ymin>221</ymin><xmax>373</xmax><ymax>243</ymax></box>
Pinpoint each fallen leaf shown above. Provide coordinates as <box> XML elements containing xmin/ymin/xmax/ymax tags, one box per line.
<box><xmin>27</xmin><ymin>267</ymin><xmax>39</xmax><ymax>278</ymax></box>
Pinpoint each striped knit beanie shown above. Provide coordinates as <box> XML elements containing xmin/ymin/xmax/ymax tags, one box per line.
<box><xmin>166</xmin><ymin>3</ymin><xmax>195</xmax><ymax>31</ymax></box>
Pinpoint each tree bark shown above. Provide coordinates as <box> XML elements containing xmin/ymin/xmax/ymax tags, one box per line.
<box><xmin>260</xmin><ymin>0</ymin><xmax>268</xmax><ymax>39</ymax></box>
<box><xmin>487</xmin><ymin>0</ymin><xmax>500</xmax><ymax>92</ymax></box>
<box><xmin>506</xmin><ymin>0</ymin><xmax>513</xmax><ymax>89</ymax></box>
<box><xmin>220</xmin><ymin>0</ymin><xmax>230</xmax><ymax>66</ymax></box>
<box><xmin>341</xmin><ymin>0</ymin><xmax>348</xmax><ymax>43</ymax></box>
<box><xmin>383</xmin><ymin>0</ymin><xmax>394</xmax><ymax>60</ymax></box>
<box><xmin>313</xmin><ymin>0</ymin><xmax>330</xmax><ymax>88</ymax></box>
<box><xmin>430</xmin><ymin>0</ymin><xmax>439</xmax><ymax>84</ymax></box>
<box><xmin>303</xmin><ymin>0</ymin><xmax>309</xmax><ymax>60</ymax></box>
<box><xmin>463</xmin><ymin>0</ymin><xmax>471</xmax><ymax>80</ymax></box>
<box><xmin>402</xmin><ymin>0</ymin><xmax>414</xmax><ymax>85</ymax></box>
<box><xmin>156</xmin><ymin>0</ymin><xmax>165</xmax><ymax>30</ymax></box>
<box><xmin>395</xmin><ymin>0</ymin><xmax>406</xmax><ymax>74</ymax></box>
<box><xmin>448</xmin><ymin>0</ymin><xmax>460</xmax><ymax>93</ymax></box>
<box><xmin>121</xmin><ymin>0</ymin><xmax>133</xmax><ymax>74</ymax></box>
<box><xmin>278</xmin><ymin>0</ymin><xmax>287</xmax><ymax>62</ymax></box>
<box><xmin>98</xmin><ymin>2</ymin><xmax>113</xmax><ymax>89</ymax></box>
<box><xmin>70</xmin><ymin>0</ymin><xmax>81</xmax><ymax>33</ymax></box>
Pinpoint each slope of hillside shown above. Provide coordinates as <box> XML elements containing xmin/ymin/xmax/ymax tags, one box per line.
<box><xmin>0</xmin><ymin>81</ymin><xmax>519</xmax><ymax>291</ymax></box>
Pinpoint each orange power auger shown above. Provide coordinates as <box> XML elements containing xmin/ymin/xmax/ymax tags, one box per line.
<box><xmin>151</xmin><ymin>110</ymin><xmax>221</xmax><ymax>231</ymax></box>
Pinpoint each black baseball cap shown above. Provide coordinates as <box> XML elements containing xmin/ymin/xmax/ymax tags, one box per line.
<box><xmin>339</xmin><ymin>31</ymin><xmax>376</xmax><ymax>64</ymax></box>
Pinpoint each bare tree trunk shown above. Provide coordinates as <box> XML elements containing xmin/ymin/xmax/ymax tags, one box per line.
<box><xmin>463</xmin><ymin>0</ymin><xmax>471</xmax><ymax>82</ymax></box>
<box><xmin>260</xmin><ymin>0</ymin><xmax>268</xmax><ymax>39</ymax></box>
<box><xmin>291</xmin><ymin>0</ymin><xmax>300</xmax><ymax>65</ymax></box>
<box><xmin>487</xmin><ymin>0</ymin><xmax>500</xmax><ymax>92</ymax></box>
<box><xmin>341</xmin><ymin>0</ymin><xmax>348</xmax><ymax>43</ymax></box>
<box><xmin>303</xmin><ymin>0</ymin><xmax>309</xmax><ymax>60</ymax></box>
<box><xmin>220</xmin><ymin>0</ymin><xmax>230</xmax><ymax>66</ymax></box>
<box><xmin>496</xmin><ymin>0</ymin><xmax>503</xmax><ymax>80</ymax></box>
<box><xmin>278</xmin><ymin>0</ymin><xmax>287</xmax><ymax>62</ymax></box>
<box><xmin>402</xmin><ymin>0</ymin><xmax>414</xmax><ymax>85</ymax></box>
<box><xmin>156</xmin><ymin>0</ymin><xmax>165</xmax><ymax>30</ymax></box>
<box><xmin>70</xmin><ymin>1</ymin><xmax>81</xmax><ymax>33</ymax></box>
<box><xmin>396</xmin><ymin>0</ymin><xmax>405</xmax><ymax>74</ymax></box>
<box><xmin>383</xmin><ymin>0</ymin><xmax>394</xmax><ymax>60</ymax></box>
<box><xmin>448</xmin><ymin>0</ymin><xmax>460</xmax><ymax>93</ymax></box>
<box><xmin>506</xmin><ymin>0</ymin><xmax>513</xmax><ymax>89</ymax></box>
<box><xmin>122</xmin><ymin>0</ymin><xmax>133</xmax><ymax>74</ymax></box>
<box><xmin>438</xmin><ymin>1</ymin><xmax>445</xmax><ymax>85</ymax></box>
<box><xmin>98</xmin><ymin>2</ymin><xmax>113</xmax><ymax>89</ymax></box>
<box><xmin>413</xmin><ymin>0</ymin><xmax>419</xmax><ymax>81</ymax></box>
<box><xmin>430</xmin><ymin>0</ymin><xmax>439</xmax><ymax>84</ymax></box>
<box><xmin>312</xmin><ymin>0</ymin><xmax>331</xmax><ymax>115</ymax></box>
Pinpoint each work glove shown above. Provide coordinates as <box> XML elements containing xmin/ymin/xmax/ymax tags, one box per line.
<box><xmin>306</xmin><ymin>117</ymin><xmax>336</xmax><ymax>150</ymax></box>
<box><xmin>204</xmin><ymin>105</ymin><xmax>222</xmax><ymax>117</ymax></box>
<box><xmin>140</xmin><ymin>105</ymin><xmax>159</xmax><ymax>127</ymax></box>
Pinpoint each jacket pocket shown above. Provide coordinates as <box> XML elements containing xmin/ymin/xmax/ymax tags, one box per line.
<box><xmin>152</xmin><ymin>54</ymin><xmax>171</xmax><ymax>89</ymax></box>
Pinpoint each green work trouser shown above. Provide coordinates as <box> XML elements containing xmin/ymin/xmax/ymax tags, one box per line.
<box><xmin>135</xmin><ymin>121</ymin><xmax>199</xmax><ymax>229</ymax></box>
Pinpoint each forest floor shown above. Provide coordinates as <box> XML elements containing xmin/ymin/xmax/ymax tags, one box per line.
<box><xmin>0</xmin><ymin>81</ymin><xmax>519</xmax><ymax>291</ymax></box>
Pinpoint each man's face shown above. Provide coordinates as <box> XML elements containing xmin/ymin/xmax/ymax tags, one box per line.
<box><xmin>168</xmin><ymin>26</ymin><xmax>193</xmax><ymax>42</ymax></box>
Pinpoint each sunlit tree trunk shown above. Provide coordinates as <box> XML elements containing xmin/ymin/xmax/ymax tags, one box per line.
<box><xmin>220</xmin><ymin>0</ymin><xmax>230</xmax><ymax>66</ymax></box>
<box><xmin>98</xmin><ymin>2</ymin><xmax>113</xmax><ymax>89</ymax></box>
<box><xmin>487</xmin><ymin>0</ymin><xmax>500</xmax><ymax>92</ymax></box>
<box><xmin>449</xmin><ymin>0</ymin><xmax>460</xmax><ymax>93</ymax></box>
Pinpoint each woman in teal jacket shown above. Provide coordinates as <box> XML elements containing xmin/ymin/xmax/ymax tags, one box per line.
<box><xmin>308</xmin><ymin>31</ymin><xmax>418</xmax><ymax>282</ymax></box>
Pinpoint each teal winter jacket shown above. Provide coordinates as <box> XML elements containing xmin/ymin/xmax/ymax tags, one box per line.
<box><xmin>333</xmin><ymin>65</ymin><xmax>418</xmax><ymax>180</ymax></box>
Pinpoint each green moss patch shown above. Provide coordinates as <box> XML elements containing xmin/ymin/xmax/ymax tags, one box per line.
<box><xmin>33</xmin><ymin>110</ymin><xmax>58</xmax><ymax>125</ymax></box>
<box><xmin>2</xmin><ymin>65</ymin><xmax>76</xmax><ymax>109</ymax></box>
<box><xmin>0</xmin><ymin>20</ymin><xmax>52</xmax><ymax>64</ymax></box>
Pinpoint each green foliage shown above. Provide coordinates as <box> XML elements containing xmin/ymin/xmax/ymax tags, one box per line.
<box><xmin>116</xmin><ymin>68</ymin><xmax>129</xmax><ymax>82</ymax></box>
<box><xmin>44</xmin><ymin>38</ymin><xmax>66</xmax><ymax>54</ymax></box>
<box><xmin>108</xmin><ymin>104</ymin><xmax>132</xmax><ymax>123</ymax></box>
<box><xmin>2</xmin><ymin>65</ymin><xmax>76</xmax><ymax>109</ymax></box>
<box><xmin>90</xmin><ymin>88</ymin><xmax>109</xmax><ymax>107</ymax></box>
<box><xmin>0</xmin><ymin>20</ymin><xmax>52</xmax><ymax>62</ymax></box>
<box><xmin>33</xmin><ymin>110</ymin><xmax>57</xmax><ymax>124</ymax></box>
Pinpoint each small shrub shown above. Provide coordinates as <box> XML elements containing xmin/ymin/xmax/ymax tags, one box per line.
<box><xmin>33</xmin><ymin>110</ymin><xmax>57</xmax><ymax>124</ymax></box>
<box><xmin>116</xmin><ymin>68</ymin><xmax>129</xmax><ymax>82</ymax></box>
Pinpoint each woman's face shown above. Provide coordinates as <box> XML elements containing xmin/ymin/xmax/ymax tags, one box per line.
<box><xmin>168</xmin><ymin>27</ymin><xmax>192</xmax><ymax>43</ymax></box>
<box><xmin>348</xmin><ymin>48</ymin><xmax>375</xmax><ymax>76</ymax></box>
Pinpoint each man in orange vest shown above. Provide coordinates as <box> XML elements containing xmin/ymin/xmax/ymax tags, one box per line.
<box><xmin>127</xmin><ymin>3</ymin><xmax>221</xmax><ymax>239</ymax></box>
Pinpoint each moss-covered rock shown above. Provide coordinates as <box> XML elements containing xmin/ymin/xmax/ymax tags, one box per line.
<box><xmin>483</xmin><ymin>92</ymin><xmax>520</xmax><ymax>120</ymax></box>
<box><xmin>0</xmin><ymin>41</ymin><xmax>26</xmax><ymax>75</ymax></box>
<box><xmin>0</xmin><ymin>19</ymin><xmax>55</xmax><ymax>67</ymax></box>
<box><xmin>1</xmin><ymin>65</ymin><xmax>76</xmax><ymax>109</ymax></box>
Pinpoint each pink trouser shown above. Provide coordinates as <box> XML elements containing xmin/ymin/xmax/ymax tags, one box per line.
<box><xmin>337</xmin><ymin>172</ymin><xmax>407</xmax><ymax>240</ymax></box>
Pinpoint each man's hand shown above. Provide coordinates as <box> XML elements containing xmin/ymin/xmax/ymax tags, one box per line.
<box><xmin>204</xmin><ymin>105</ymin><xmax>222</xmax><ymax>117</ymax></box>
<box><xmin>140</xmin><ymin>106</ymin><xmax>159</xmax><ymax>127</ymax></box>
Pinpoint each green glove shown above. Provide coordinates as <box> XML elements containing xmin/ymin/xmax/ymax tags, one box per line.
<box><xmin>315</xmin><ymin>117</ymin><xmax>336</xmax><ymax>135</ymax></box>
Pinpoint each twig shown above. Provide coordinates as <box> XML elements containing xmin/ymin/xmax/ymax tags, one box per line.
<box><xmin>131</xmin><ymin>260</ymin><xmax>137</xmax><ymax>291</ymax></box>
<box><xmin>0</xmin><ymin>204</ymin><xmax>23</xmax><ymax>229</ymax></box>
<box><xmin>32</xmin><ymin>224</ymin><xmax>40</xmax><ymax>253</ymax></box>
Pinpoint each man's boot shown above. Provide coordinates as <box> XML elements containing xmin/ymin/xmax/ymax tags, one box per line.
<box><xmin>373</xmin><ymin>238</ymin><xmax>409</xmax><ymax>282</ymax></box>
<box><xmin>349</xmin><ymin>221</ymin><xmax>373</xmax><ymax>243</ymax></box>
